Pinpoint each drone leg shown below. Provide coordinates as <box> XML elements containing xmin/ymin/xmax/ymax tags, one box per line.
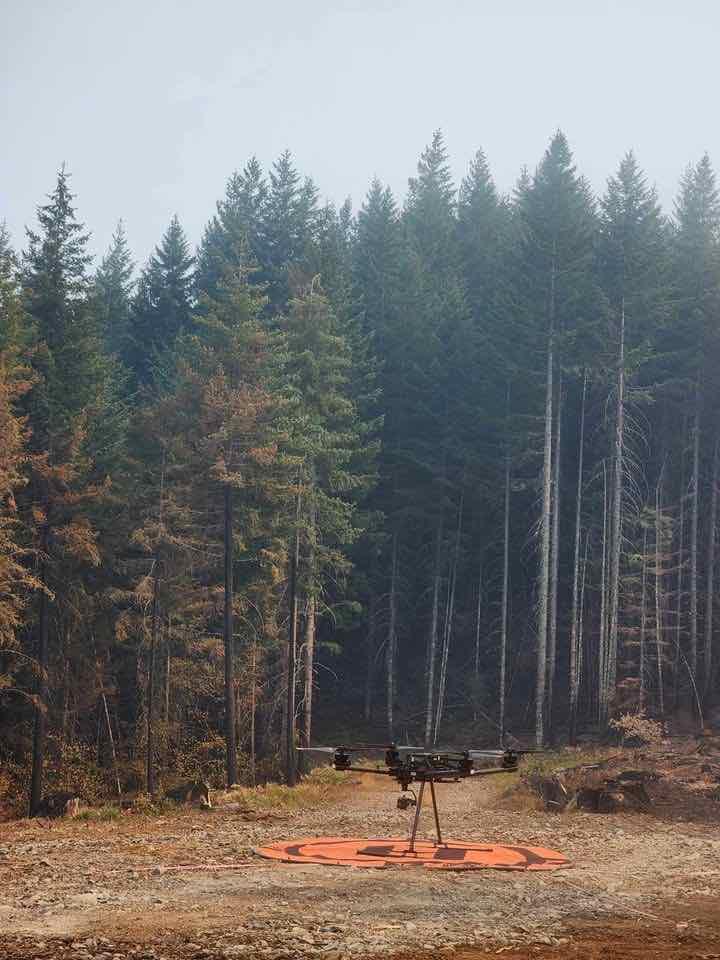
<box><xmin>408</xmin><ymin>781</ymin><xmax>425</xmax><ymax>853</ymax></box>
<box><xmin>429</xmin><ymin>779</ymin><xmax>443</xmax><ymax>846</ymax></box>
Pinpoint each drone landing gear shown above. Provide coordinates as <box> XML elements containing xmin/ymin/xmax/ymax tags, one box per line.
<box><xmin>407</xmin><ymin>779</ymin><xmax>444</xmax><ymax>852</ymax></box>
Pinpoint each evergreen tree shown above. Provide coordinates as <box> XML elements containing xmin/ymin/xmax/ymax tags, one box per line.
<box><xmin>195</xmin><ymin>157</ymin><xmax>268</xmax><ymax>301</ymax></box>
<box><xmin>0</xmin><ymin>226</ymin><xmax>37</xmax><ymax>686</ymax></box>
<box><xmin>597</xmin><ymin>153</ymin><xmax>668</xmax><ymax>721</ymax></box>
<box><xmin>127</xmin><ymin>215</ymin><xmax>194</xmax><ymax>387</ymax></box>
<box><xmin>262</xmin><ymin>151</ymin><xmax>319</xmax><ymax>310</ymax></box>
<box><xmin>95</xmin><ymin>220</ymin><xmax>135</xmax><ymax>360</ymax></box>
<box><xmin>514</xmin><ymin>131</ymin><xmax>596</xmax><ymax>744</ymax></box>
<box><xmin>670</xmin><ymin>154</ymin><xmax>720</xmax><ymax>699</ymax></box>
<box><xmin>21</xmin><ymin>168</ymin><xmax>108</xmax><ymax>813</ymax></box>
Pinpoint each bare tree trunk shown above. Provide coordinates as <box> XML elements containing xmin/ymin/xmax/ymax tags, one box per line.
<box><xmin>433</xmin><ymin>495</ymin><xmax>463</xmax><ymax>744</ymax></box>
<box><xmin>364</xmin><ymin>592</ymin><xmax>376</xmax><ymax>722</ymax></box>
<box><xmin>424</xmin><ymin>520</ymin><xmax>443</xmax><ymax>746</ymax></box>
<box><xmin>655</xmin><ymin>467</ymin><xmax>665</xmax><ymax>716</ymax></box>
<box><xmin>673</xmin><ymin>419</ymin><xmax>687</xmax><ymax>712</ymax></box>
<box><xmin>285</xmin><ymin>485</ymin><xmax>301</xmax><ymax>786</ymax></box>
<box><xmin>146</xmin><ymin>564</ymin><xmax>159</xmax><ymax>796</ymax></box>
<box><xmin>386</xmin><ymin>532</ymin><xmax>398</xmax><ymax>741</ymax></box>
<box><xmin>303</xmin><ymin>470</ymin><xmax>317</xmax><ymax>748</ymax></box>
<box><xmin>690</xmin><ymin>385</ymin><xmax>700</xmax><ymax>682</ymax></box>
<box><xmin>61</xmin><ymin>655</ymin><xmax>70</xmax><ymax>744</ymax></box>
<box><xmin>704</xmin><ymin>435</ymin><xmax>718</xmax><ymax>698</ymax></box>
<box><xmin>30</xmin><ymin>551</ymin><xmax>49</xmax><ymax>816</ymax></box>
<box><xmin>639</xmin><ymin>527</ymin><xmax>648</xmax><ymax>711</ymax></box>
<box><xmin>569</xmin><ymin>371</ymin><xmax>586</xmax><ymax>745</ymax></box>
<box><xmin>536</xmin><ymin>244</ymin><xmax>556</xmax><ymax>748</ymax></box>
<box><xmin>165</xmin><ymin>630</ymin><xmax>170</xmax><ymax>725</ymax></box>
<box><xmin>547</xmin><ymin>373</ymin><xmax>563</xmax><ymax>740</ymax></box>
<box><xmin>499</xmin><ymin>410</ymin><xmax>511</xmax><ymax>745</ymax></box>
<box><xmin>250</xmin><ymin>643</ymin><xmax>257</xmax><ymax>786</ymax></box>
<box><xmin>223</xmin><ymin>484</ymin><xmax>238</xmax><ymax>786</ymax></box>
<box><xmin>303</xmin><ymin>596</ymin><xmax>316</xmax><ymax>746</ymax></box>
<box><xmin>101</xmin><ymin>688</ymin><xmax>122</xmax><ymax>803</ymax></box>
<box><xmin>473</xmin><ymin>561</ymin><xmax>483</xmax><ymax>723</ymax></box>
<box><xmin>599</xmin><ymin>462</ymin><xmax>609</xmax><ymax>722</ymax></box>
<box><xmin>607</xmin><ymin>295</ymin><xmax>626</xmax><ymax>722</ymax></box>
<box><xmin>578</xmin><ymin>532</ymin><xmax>589</xmax><ymax>723</ymax></box>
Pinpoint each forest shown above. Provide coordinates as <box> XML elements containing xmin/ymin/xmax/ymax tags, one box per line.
<box><xmin>1</xmin><ymin>129</ymin><xmax>719</xmax><ymax>813</ymax></box>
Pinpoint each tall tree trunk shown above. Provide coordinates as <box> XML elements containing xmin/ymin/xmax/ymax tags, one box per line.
<box><xmin>473</xmin><ymin>561</ymin><xmax>483</xmax><ymax>723</ymax></box>
<box><xmin>303</xmin><ymin>474</ymin><xmax>317</xmax><ymax>748</ymax></box>
<box><xmin>165</xmin><ymin>626</ymin><xmax>171</xmax><ymax>725</ymax></box>
<box><xmin>250</xmin><ymin>643</ymin><xmax>257</xmax><ymax>786</ymax></box>
<box><xmin>386</xmin><ymin>532</ymin><xmax>398</xmax><ymax>741</ymax></box>
<box><xmin>285</xmin><ymin>485</ymin><xmax>301</xmax><ymax>786</ymax></box>
<box><xmin>569</xmin><ymin>371</ymin><xmax>586</xmax><ymax>745</ymax></box>
<box><xmin>639</xmin><ymin>528</ymin><xmax>648</xmax><ymax>711</ymax></box>
<box><xmin>607</xmin><ymin>295</ymin><xmax>626</xmax><ymax>722</ymax></box>
<box><xmin>223</xmin><ymin>484</ymin><xmax>238</xmax><ymax>786</ymax></box>
<box><xmin>536</xmin><ymin>244</ymin><xmax>556</xmax><ymax>748</ymax></box>
<box><xmin>364</xmin><ymin>592</ymin><xmax>376</xmax><ymax>722</ymax></box>
<box><xmin>303</xmin><ymin>597</ymin><xmax>316</xmax><ymax>747</ymax></box>
<box><xmin>499</xmin><ymin>411</ymin><xmax>511</xmax><ymax>745</ymax></box>
<box><xmin>146</xmin><ymin>564</ymin><xmax>160</xmax><ymax>796</ymax></box>
<box><xmin>674</xmin><ymin>422</ymin><xmax>687</xmax><ymax>712</ymax></box>
<box><xmin>424</xmin><ymin>520</ymin><xmax>444</xmax><ymax>746</ymax></box>
<box><xmin>29</xmin><ymin>552</ymin><xmax>49</xmax><ymax>816</ymax></box>
<box><xmin>433</xmin><ymin>494</ymin><xmax>463</xmax><ymax>745</ymax></box>
<box><xmin>547</xmin><ymin>372</ymin><xmax>563</xmax><ymax>738</ymax></box>
<box><xmin>690</xmin><ymin>384</ymin><xmax>700</xmax><ymax>683</ymax></box>
<box><xmin>598</xmin><ymin>462</ymin><xmax>609</xmax><ymax>722</ymax></box>
<box><xmin>655</xmin><ymin>467</ymin><xmax>665</xmax><ymax>716</ymax></box>
<box><xmin>578</xmin><ymin>532</ymin><xmax>589</xmax><ymax>722</ymax></box>
<box><xmin>704</xmin><ymin>435</ymin><xmax>719</xmax><ymax>698</ymax></box>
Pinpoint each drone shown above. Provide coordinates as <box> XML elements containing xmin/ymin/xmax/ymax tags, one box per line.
<box><xmin>300</xmin><ymin>743</ymin><xmax>537</xmax><ymax>852</ymax></box>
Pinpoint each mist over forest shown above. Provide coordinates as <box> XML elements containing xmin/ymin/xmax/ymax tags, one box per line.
<box><xmin>2</xmin><ymin>127</ymin><xmax>719</xmax><ymax>810</ymax></box>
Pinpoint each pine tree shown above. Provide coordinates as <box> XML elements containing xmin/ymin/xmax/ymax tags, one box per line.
<box><xmin>0</xmin><ymin>226</ymin><xmax>38</xmax><ymax>692</ymax></box>
<box><xmin>127</xmin><ymin>215</ymin><xmax>194</xmax><ymax>388</ymax></box>
<box><xmin>21</xmin><ymin>168</ymin><xmax>108</xmax><ymax>813</ymax></box>
<box><xmin>95</xmin><ymin>220</ymin><xmax>135</xmax><ymax>360</ymax></box>
<box><xmin>262</xmin><ymin>151</ymin><xmax>319</xmax><ymax>310</ymax></box>
<box><xmin>514</xmin><ymin>132</ymin><xmax>596</xmax><ymax>744</ymax></box>
<box><xmin>598</xmin><ymin>153</ymin><xmax>667</xmax><ymax>722</ymax></box>
<box><xmin>671</xmin><ymin>155</ymin><xmax>720</xmax><ymax>701</ymax></box>
<box><xmin>195</xmin><ymin>157</ymin><xmax>268</xmax><ymax>301</ymax></box>
<box><xmin>279</xmin><ymin>280</ymin><xmax>378</xmax><ymax>755</ymax></box>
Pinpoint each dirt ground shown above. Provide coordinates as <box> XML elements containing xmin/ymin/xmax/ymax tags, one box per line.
<box><xmin>1</xmin><ymin>760</ymin><xmax>720</xmax><ymax>960</ymax></box>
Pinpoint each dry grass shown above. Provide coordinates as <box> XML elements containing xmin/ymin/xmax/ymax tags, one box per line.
<box><xmin>214</xmin><ymin>765</ymin><xmax>353</xmax><ymax>811</ymax></box>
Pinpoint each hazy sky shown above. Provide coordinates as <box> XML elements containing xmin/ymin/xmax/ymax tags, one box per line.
<box><xmin>2</xmin><ymin>1</ymin><xmax>719</xmax><ymax>266</ymax></box>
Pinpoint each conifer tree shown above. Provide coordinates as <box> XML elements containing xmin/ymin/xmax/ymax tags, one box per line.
<box><xmin>671</xmin><ymin>155</ymin><xmax>720</xmax><ymax>700</ymax></box>
<box><xmin>262</xmin><ymin>151</ymin><xmax>319</xmax><ymax>310</ymax></box>
<box><xmin>127</xmin><ymin>215</ymin><xmax>194</xmax><ymax>387</ymax></box>
<box><xmin>598</xmin><ymin>153</ymin><xmax>667</xmax><ymax>721</ymax></box>
<box><xmin>95</xmin><ymin>220</ymin><xmax>135</xmax><ymax>360</ymax></box>
<box><xmin>195</xmin><ymin>157</ymin><xmax>268</xmax><ymax>301</ymax></box>
<box><xmin>21</xmin><ymin>168</ymin><xmax>107</xmax><ymax>813</ymax></box>
<box><xmin>0</xmin><ymin>226</ymin><xmax>37</xmax><ymax>694</ymax></box>
<box><xmin>514</xmin><ymin>132</ymin><xmax>596</xmax><ymax>744</ymax></box>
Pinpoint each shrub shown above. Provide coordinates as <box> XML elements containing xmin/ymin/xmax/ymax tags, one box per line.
<box><xmin>610</xmin><ymin>711</ymin><xmax>664</xmax><ymax>746</ymax></box>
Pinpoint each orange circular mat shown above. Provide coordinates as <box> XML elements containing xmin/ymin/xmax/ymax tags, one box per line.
<box><xmin>255</xmin><ymin>837</ymin><xmax>570</xmax><ymax>871</ymax></box>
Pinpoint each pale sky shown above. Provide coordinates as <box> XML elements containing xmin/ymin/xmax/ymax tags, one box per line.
<box><xmin>2</xmin><ymin>0</ymin><xmax>719</xmax><ymax>267</ymax></box>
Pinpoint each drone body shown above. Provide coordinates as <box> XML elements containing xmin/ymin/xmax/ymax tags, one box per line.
<box><xmin>301</xmin><ymin>743</ymin><xmax>535</xmax><ymax>850</ymax></box>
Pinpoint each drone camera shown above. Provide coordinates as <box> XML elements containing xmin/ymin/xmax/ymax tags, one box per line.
<box><xmin>333</xmin><ymin>749</ymin><xmax>352</xmax><ymax>771</ymax></box>
<box><xmin>397</xmin><ymin>794</ymin><xmax>416</xmax><ymax>810</ymax></box>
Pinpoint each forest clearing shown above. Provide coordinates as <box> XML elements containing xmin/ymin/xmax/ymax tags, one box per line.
<box><xmin>1</xmin><ymin>748</ymin><xmax>720</xmax><ymax>960</ymax></box>
<box><xmin>5</xmin><ymin>3</ymin><xmax>720</xmax><ymax>958</ymax></box>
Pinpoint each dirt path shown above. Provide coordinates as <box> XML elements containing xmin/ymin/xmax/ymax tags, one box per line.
<box><xmin>1</xmin><ymin>772</ymin><xmax>719</xmax><ymax>959</ymax></box>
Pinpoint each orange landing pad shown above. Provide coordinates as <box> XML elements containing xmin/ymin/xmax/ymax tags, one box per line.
<box><xmin>255</xmin><ymin>837</ymin><xmax>570</xmax><ymax>871</ymax></box>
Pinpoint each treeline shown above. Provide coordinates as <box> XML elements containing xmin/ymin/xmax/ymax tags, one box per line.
<box><xmin>1</xmin><ymin>130</ymin><xmax>719</xmax><ymax>811</ymax></box>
